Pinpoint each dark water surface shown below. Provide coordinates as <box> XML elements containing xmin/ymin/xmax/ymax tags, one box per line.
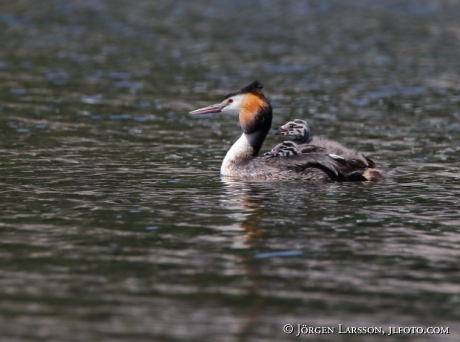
<box><xmin>1</xmin><ymin>1</ymin><xmax>460</xmax><ymax>341</ymax></box>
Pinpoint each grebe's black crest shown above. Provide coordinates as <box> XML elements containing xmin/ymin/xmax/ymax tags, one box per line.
<box><xmin>240</xmin><ymin>81</ymin><xmax>263</xmax><ymax>93</ymax></box>
<box><xmin>223</xmin><ymin>81</ymin><xmax>264</xmax><ymax>100</ymax></box>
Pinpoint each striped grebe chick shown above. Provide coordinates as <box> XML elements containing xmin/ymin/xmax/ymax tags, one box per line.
<box><xmin>276</xmin><ymin>118</ymin><xmax>382</xmax><ymax>180</ymax></box>
<box><xmin>264</xmin><ymin>141</ymin><xmax>302</xmax><ymax>157</ymax></box>
<box><xmin>275</xmin><ymin>119</ymin><xmax>311</xmax><ymax>144</ymax></box>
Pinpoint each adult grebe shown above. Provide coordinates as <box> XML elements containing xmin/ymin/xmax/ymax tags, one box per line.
<box><xmin>190</xmin><ymin>81</ymin><xmax>382</xmax><ymax>182</ymax></box>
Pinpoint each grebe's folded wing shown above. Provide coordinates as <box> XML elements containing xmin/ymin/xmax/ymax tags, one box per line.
<box><xmin>364</xmin><ymin>156</ymin><xmax>376</xmax><ymax>168</ymax></box>
<box><xmin>340</xmin><ymin>157</ymin><xmax>368</xmax><ymax>169</ymax></box>
<box><xmin>263</xmin><ymin>153</ymin><xmax>345</xmax><ymax>181</ymax></box>
<box><xmin>298</xmin><ymin>144</ymin><xmax>326</xmax><ymax>154</ymax></box>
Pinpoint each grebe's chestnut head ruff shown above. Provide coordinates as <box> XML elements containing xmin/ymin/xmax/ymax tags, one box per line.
<box><xmin>275</xmin><ymin>119</ymin><xmax>311</xmax><ymax>144</ymax></box>
<box><xmin>264</xmin><ymin>141</ymin><xmax>302</xmax><ymax>157</ymax></box>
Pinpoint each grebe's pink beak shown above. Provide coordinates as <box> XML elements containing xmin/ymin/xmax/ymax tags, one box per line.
<box><xmin>274</xmin><ymin>124</ymin><xmax>289</xmax><ymax>135</ymax></box>
<box><xmin>189</xmin><ymin>103</ymin><xmax>225</xmax><ymax>115</ymax></box>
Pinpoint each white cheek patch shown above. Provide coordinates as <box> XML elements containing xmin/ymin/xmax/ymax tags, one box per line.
<box><xmin>221</xmin><ymin>94</ymin><xmax>245</xmax><ymax>115</ymax></box>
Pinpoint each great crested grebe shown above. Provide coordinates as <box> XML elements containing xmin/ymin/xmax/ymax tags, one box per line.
<box><xmin>190</xmin><ymin>81</ymin><xmax>383</xmax><ymax>182</ymax></box>
<box><xmin>275</xmin><ymin>119</ymin><xmax>312</xmax><ymax>144</ymax></box>
<box><xmin>276</xmin><ymin>119</ymin><xmax>380</xmax><ymax>175</ymax></box>
<box><xmin>269</xmin><ymin>119</ymin><xmax>380</xmax><ymax>179</ymax></box>
<box><xmin>264</xmin><ymin>141</ymin><xmax>302</xmax><ymax>157</ymax></box>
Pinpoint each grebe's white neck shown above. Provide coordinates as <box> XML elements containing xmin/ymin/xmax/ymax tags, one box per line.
<box><xmin>221</xmin><ymin>132</ymin><xmax>264</xmax><ymax>176</ymax></box>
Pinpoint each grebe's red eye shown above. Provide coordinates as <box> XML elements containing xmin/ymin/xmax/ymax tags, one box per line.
<box><xmin>227</xmin><ymin>99</ymin><xmax>233</xmax><ymax>104</ymax></box>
